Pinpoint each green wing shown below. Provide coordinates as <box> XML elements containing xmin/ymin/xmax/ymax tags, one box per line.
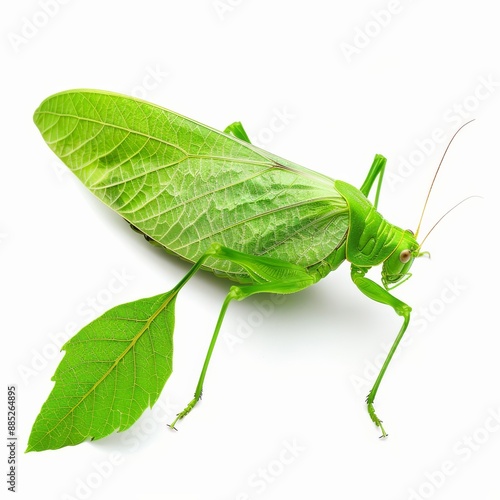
<box><xmin>34</xmin><ymin>90</ymin><xmax>348</xmax><ymax>280</ymax></box>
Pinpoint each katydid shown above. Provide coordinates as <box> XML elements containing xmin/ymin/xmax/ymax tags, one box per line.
<box><xmin>27</xmin><ymin>90</ymin><xmax>460</xmax><ymax>452</ymax></box>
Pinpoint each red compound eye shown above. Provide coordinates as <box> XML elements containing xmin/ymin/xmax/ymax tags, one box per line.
<box><xmin>399</xmin><ymin>249</ymin><xmax>412</xmax><ymax>263</ymax></box>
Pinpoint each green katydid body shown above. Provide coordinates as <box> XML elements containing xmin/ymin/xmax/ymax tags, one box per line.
<box><xmin>28</xmin><ymin>90</ymin><xmax>423</xmax><ymax>451</ymax></box>
<box><xmin>34</xmin><ymin>90</ymin><xmax>417</xmax><ymax>284</ymax></box>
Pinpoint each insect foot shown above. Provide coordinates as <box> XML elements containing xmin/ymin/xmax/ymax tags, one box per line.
<box><xmin>169</xmin><ymin>396</ymin><xmax>199</xmax><ymax>430</ymax></box>
<box><xmin>367</xmin><ymin>394</ymin><xmax>388</xmax><ymax>438</ymax></box>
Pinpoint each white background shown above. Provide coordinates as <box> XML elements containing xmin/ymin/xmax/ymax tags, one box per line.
<box><xmin>2</xmin><ymin>1</ymin><xmax>500</xmax><ymax>499</ymax></box>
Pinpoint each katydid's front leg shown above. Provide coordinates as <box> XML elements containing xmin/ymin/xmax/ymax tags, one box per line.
<box><xmin>350</xmin><ymin>265</ymin><xmax>411</xmax><ymax>438</ymax></box>
<box><xmin>169</xmin><ymin>244</ymin><xmax>319</xmax><ymax>429</ymax></box>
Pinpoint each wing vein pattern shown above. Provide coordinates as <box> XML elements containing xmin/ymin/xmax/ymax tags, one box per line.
<box><xmin>34</xmin><ymin>90</ymin><xmax>348</xmax><ymax>280</ymax></box>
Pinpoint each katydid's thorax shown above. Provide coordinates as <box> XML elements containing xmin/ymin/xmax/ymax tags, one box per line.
<box><xmin>334</xmin><ymin>180</ymin><xmax>409</xmax><ymax>269</ymax></box>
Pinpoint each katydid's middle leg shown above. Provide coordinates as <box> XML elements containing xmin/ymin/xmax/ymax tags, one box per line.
<box><xmin>169</xmin><ymin>244</ymin><xmax>318</xmax><ymax>429</ymax></box>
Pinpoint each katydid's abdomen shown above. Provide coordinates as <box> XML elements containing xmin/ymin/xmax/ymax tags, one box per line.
<box><xmin>35</xmin><ymin>90</ymin><xmax>348</xmax><ymax>281</ymax></box>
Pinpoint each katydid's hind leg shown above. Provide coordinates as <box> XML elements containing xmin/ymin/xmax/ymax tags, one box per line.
<box><xmin>170</xmin><ymin>245</ymin><xmax>316</xmax><ymax>429</ymax></box>
<box><xmin>169</xmin><ymin>292</ymin><xmax>233</xmax><ymax>430</ymax></box>
<box><xmin>351</xmin><ymin>266</ymin><xmax>411</xmax><ymax>437</ymax></box>
<box><xmin>223</xmin><ymin>121</ymin><xmax>251</xmax><ymax>143</ymax></box>
<box><xmin>359</xmin><ymin>154</ymin><xmax>387</xmax><ymax>209</ymax></box>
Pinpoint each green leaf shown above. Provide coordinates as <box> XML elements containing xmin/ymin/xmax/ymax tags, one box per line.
<box><xmin>26</xmin><ymin>291</ymin><xmax>176</xmax><ymax>452</ymax></box>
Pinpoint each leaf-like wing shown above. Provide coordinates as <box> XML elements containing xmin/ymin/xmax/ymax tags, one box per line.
<box><xmin>26</xmin><ymin>291</ymin><xmax>175</xmax><ymax>452</ymax></box>
<box><xmin>34</xmin><ymin>90</ymin><xmax>348</xmax><ymax>279</ymax></box>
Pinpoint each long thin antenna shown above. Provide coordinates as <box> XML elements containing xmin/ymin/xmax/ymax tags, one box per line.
<box><xmin>414</xmin><ymin>119</ymin><xmax>475</xmax><ymax>239</ymax></box>
<box><xmin>419</xmin><ymin>195</ymin><xmax>481</xmax><ymax>248</ymax></box>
